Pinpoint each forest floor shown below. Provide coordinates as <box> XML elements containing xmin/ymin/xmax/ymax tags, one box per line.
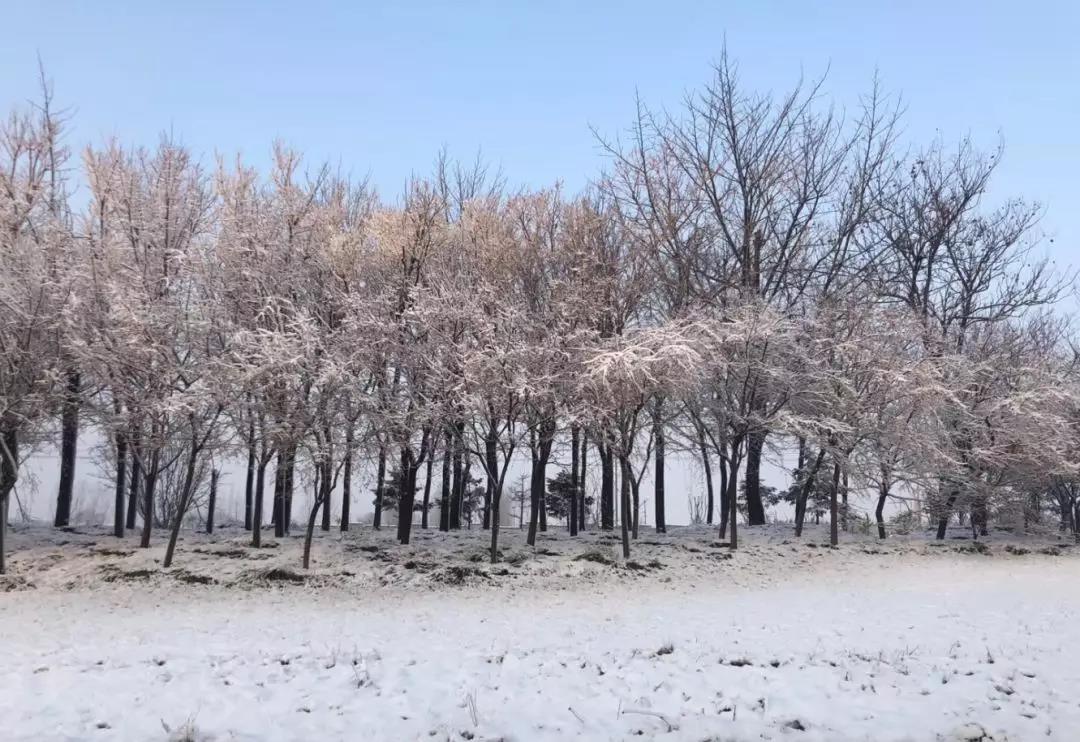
<box><xmin>1</xmin><ymin>522</ymin><xmax>1078</xmax><ymax>741</ymax></box>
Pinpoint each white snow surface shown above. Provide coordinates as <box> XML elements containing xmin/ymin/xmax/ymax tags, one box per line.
<box><xmin>1</xmin><ymin>524</ymin><xmax>1078</xmax><ymax>741</ymax></box>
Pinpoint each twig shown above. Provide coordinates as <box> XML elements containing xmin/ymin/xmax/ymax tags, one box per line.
<box><xmin>568</xmin><ymin>706</ymin><xmax>585</xmax><ymax>725</ymax></box>
<box><xmin>620</xmin><ymin>708</ymin><xmax>674</xmax><ymax>732</ymax></box>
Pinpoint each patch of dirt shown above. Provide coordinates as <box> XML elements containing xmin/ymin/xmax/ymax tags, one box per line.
<box><xmin>0</xmin><ymin>574</ymin><xmax>35</xmax><ymax>592</ymax></box>
<box><xmin>430</xmin><ymin>565</ymin><xmax>490</xmax><ymax>585</ymax></box>
<box><xmin>99</xmin><ymin>565</ymin><xmax>155</xmax><ymax>583</ymax></box>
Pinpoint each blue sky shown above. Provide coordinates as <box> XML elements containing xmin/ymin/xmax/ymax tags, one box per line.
<box><xmin>3</xmin><ymin>1</ymin><xmax>1078</xmax><ymax>265</ymax></box>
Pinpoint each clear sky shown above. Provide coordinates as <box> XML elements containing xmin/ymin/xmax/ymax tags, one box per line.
<box><xmin>2</xmin><ymin>0</ymin><xmax>1078</xmax><ymax>267</ymax></box>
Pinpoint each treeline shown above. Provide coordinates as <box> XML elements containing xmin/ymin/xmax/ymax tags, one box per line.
<box><xmin>2</xmin><ymin>57</ymin><xmax>1078</xmax><ymax>574</ymax></box>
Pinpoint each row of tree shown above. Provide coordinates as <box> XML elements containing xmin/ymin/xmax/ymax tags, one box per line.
<box><xmin>2</xmin><ymin>58</ymin><xmax>1078</xmax><ymax>574</ymax></box>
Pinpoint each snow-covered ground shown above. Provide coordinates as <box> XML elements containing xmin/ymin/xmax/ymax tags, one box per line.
<box><xmin>2</xmin><ymin>524</ymin><xmax>1078</xmax><ymax>741</ymax></box>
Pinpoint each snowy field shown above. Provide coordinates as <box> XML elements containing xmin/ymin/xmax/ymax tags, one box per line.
<box><xmin>2</xmin><ymin>524</ymin><xmax>1079</xmax><ymax>741</ymax></box>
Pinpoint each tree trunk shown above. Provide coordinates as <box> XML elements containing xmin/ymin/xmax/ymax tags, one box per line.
<box><xmin>794</xmin><ymin>448</ymin><xmax>827</xmax><ymax>537</ymax></box>
<box><xmin>569</xmin><ymin>426</ymin><xmax>580</xmax><ymax>537</ymax></box>
<box><xmin>439</xmin><ymin>431</ymin><xmax>451</xmax><ymax>532</ymax></box>
<box><xmin>618</xmin><ymin>456</ymin><xmax>632</xmax><ymax>559</ymax></box>
<box><xmin>876</xmin><ymin>481</ymin><xmax>889</xmax><ymax>539</ymax></box>
<box><xmin>126</xmin><ymin>432</ymin><xmax>141</xmax><ymax>530</ymax></box>
<box><xmin>935</xmin><ymin>489</ymin><xmax>959</xmax><ymax>540</ymax></box>
<box><xmin>450</xmin><ymin>430</ymin><xmax>463</xmax><ymax>529</ymax></box>
<box><xmin>139</xmin><ymin>447</ymin><xmax>160</xmax><ymax>548</ymax></box>
<box><xmin>483</xmin><ymin>427</ymin><xmax>497</xmax><ymax>530</ymax></box>
<box><xmin>489</xmin><ymin>483</ymin><xmax>502</xmax><ymax>563</ymax></box>
<box><xmin>54</xmin><ymin>369</ymin><xmax>80</xmax><ymax>528</ymax></box>
<box><xmin>744</xmin><ymin>428</ymin><xmax>767</xmax><ymax>526</ymax></box>
<box><xmin>0</xmin><ymin>429</ymin><xmax>19</xmax><ymax>575</ymax></box>
<box><xmin>718</xmin><ymin>453</ymin><xmax>728</xmax><ymax>533</ymax></box>
<box><xmin>396</xmin><ymin>451</ymin><xmax>410</xmax><ymax>543</ymax></box>
<box><xmin>206</xmin><ymin>468</ymin><xmax>219</xmax><ymax>534</ymax></box>
<box><xmin>972</xmin><ymin>496</ymin><xmax>988</xmax><ymax>537</ymax></box>
<box><xmin>829</xmin><ymin>461</ymin><xmax>841</xmax><ymax>547</ymax></box>
<box><xmin>252</xmin><ymin>458</ymin><xmax>268</xmax><ymax>548</ymax></box>
<box><xmin>421</xmin><ymin>449</ymin><xmax>434</xmax><ymax>529</ymax></box>
<box><xmin>654</xmin><ymin>402</ymin><xmax>666</xmax><ymax>534</ymax></box>
<box><xmin>163</xmin><ymin>439</ymin><xmax>202</xmax><ymax>568</ymax></box>
<box><xmin>631</xmin><ymin>476</ymin><xmax>640</xmax><ymax>539</ymax></box>
<box><xmin>527</xmin><ymin>455</ymin><xmax>543</xmax><ymax>547</ymax></box>
<box><xmin>273</xmin><ymin>451</ymin><xmax>287</xmax><ymax>537</ymax></box>
<box><xmin>373</xmin><ymin>446</ymin><xmax>386</xmax><ymax>530</ymax></box>
<box><xmin>599</xmin><ymin>440</ymin><xmax>614</xmax><ymax>530</ymax></box>
<box><xmin>527</xmin><ymin>425</ymin><xmax>555</xmax><ymax>546</ymax></box>
<box><xmin>726</xmin><ymin>452</ymin><xmax>740</xmax><ymax>549</ymax></box>
<box><xmin>303</xmin><ymin>463</ymin><xmax>331</xmax><ymax>569</ymax></box>
<box><xmin>579</xmin><ymin>430</ymin><xmax>588</xmax><ymax>531</ymax></box>
<box><xmin>841</xmin><ymin>469</ymin><xmax>849</xmax><ymax>532</ymax></box>
<box><xmin>341</xmin><ymin>430</ymin><xmax>353</xmax><ymax>531</ymax></box>
<box><xmin>698</xmin><ymin>426</ymin><xmax>714</xmax><ymax>525</ymax></box>
<box><xmin>112</xmin><ymin>432</ymin><xmax>127</xmax><ymax>538</ymax></box>
<box><xmin>398</xmin><ymin>449</ymin><xmax>420</xmax><ymax>545</ymax></box>
<box><xmin>244</xmin><ymin>424</ymin><xmax>255</xmax><ymax>531</ymax></box>
<box><xmin>320</xmin><ymin>459</ymin><xmax>332</xmax><ymax>532</ymax></box>
<box><xmin>283</xmin><ymin>445</ymin><xmax>296</xmax><ymax>534</ymax></box>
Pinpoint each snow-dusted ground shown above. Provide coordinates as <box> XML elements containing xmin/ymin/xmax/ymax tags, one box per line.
<box><xmin>2</xmin><ymin>524</ymin><xmax>1078</xmax><ymax>741</ymax></box>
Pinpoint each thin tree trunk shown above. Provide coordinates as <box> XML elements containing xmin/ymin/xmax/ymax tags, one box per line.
<box><xmin>320</xmin><ymin>459</ymin><xmax>332</xmax><ymax>532</ymax></box>
<box><xmin>54</xmin><ymin>369</ymin><xmax>80</xmax><ymax>528</ymax></box>
<box><xmin>273</xmin><ymin>451</ymin><xmax>286</xmax><ymax>537</ymax></box>
<box><xmin>439</xmin><ymin>430</ymin><xmax>451</xmax><ymax>532</ymax></box>
<box><xmin>726</xmin><ymin>451</ymin><xmax>740</xmax><ymax>549</ymax></box>
<box><xmin>244</xmin><ymin>423</ymin><xmax>255</xmax><ymax>531</ymax></box>
<box><xmin>876</xmin><ymin>481</ymin><xmax>889</xmax><ymax>539</ymax></box>
<box><xmin>579</xmin><ymin>430</ymin><xmax>588</xmax><ymax>531</ymax></box>
<box><xmin>396</xmin><ymin>451</ymin><xmax>409</xmax><ymax>543</ymax></box>
<box><xmin>483</xmin><ymin>427</ymin><xmax>497</xmax><ymax>530</ymax></box>
<box><xmin>341</xmin><ymin>430</ymin><xmax>353</xmax><ymax>531</ymax></box>
<box><xmin>112</xmin><ymin>432</ymin><xmax>127</xmax><ymax>538</ymax></box>
<box><xmin>527</xmin><ymin>451</ymin><xmax>543</xmax><ymax>547</ymax></box>
<box><xmin>599</xmin><ymin>440</ymin><xmax>614</xmax><ymax>531</ymax></box>
<box><xmin>398</xmin><ymin>449</ymin><xmax>421</xmax><ymax>545</ymax></box>
<box><xmin>126</xmin><ymin>430</ymin><xmax>141</xmax><ymax>530</ymax></box>
<box><xmin>829</xmin><ymin>461</ymin><xmax>841</xmax><ymax>547</ymax></box>
<box><xmin>373</xmin><ymin>446</ymin><xmax>386</xmax><ymax>530</ymax></box>
<box><xmin>283</xmin><ymin>445</ymin><xmax>296</xmax><ymax>534</ymax></box>
<box><xmin>421</xmin><ymin>449</ymin><xmax>434</xmax><ymax>529</ymax></box>
<box><xmin>489</xmin><ymin>484</ymin><xmax>502</xmax><ymax>563</ymax></box>
<box><xmin>0</xmin><ymin>429</ymin><xmax>19</xmax><ymax>575</ymax></box>
<box><xmin>450</xmin><ymin>431</ymin><xmax>463</xmax><ymax>529</ymax></box>
<box><xmin>744</xmin><ymin>428</ymin><xmax>767</xmax><ymax>526</ymax></box>
<box><xmin>252</xmin><ymin>458</ymin><xmax>268</xmax><ymax>548</ymax></box>
<box><xmin>935</xmin><ymin>489</ymin><xmax>959</xmax><ymax>540</ymax></box>
<box><xmin>718</xmin><ymin>453</ymin><xmax>728</xmax><ymax>534</ymax></box>
<box><xmin>206</xmin><ymin>468</ymin><xmax>219</xmax><ymax>534</ymax></box>
<box><xmin>569</xmin><ymin>426</ymin><xmax>580</xmax><ymax>537</ymax></box>
<box><xmin>139</xmin><ymin>446</ymin><xmax>160</xmax><ymax>549</ymax></box>
<box><xmin>698</xmin><ymin>426</ymin><xmax>714</xmax><ymax>525</ymax></box>
<box><xmin>631</xmin><ymin>477</ymin><xmax>640</xmax><ymax>539</ymax></box>
<box><xmin>163</xmin><ymin>439</ymin><xmax>202</xmax><ymax>568</ymax></box>
<box><xmin>619</xmin><ymin>456</ymin><xmax>632</xmax><ymax>559</ymax></box>
<box><xmin>841</xmin><ymin>469</ymin><xmax>849</xmax><ymax>532</ymax></box>
<box><xmin>794</xmin><ymin>448</ymin><xmax>827</xmax><ymax>537</ymax></box>
<box><xmin>303</xmin><ymin>463</ymin><xmax>331</xmax><ymax>569</ymax></box>
<box><xmin>654</xmin><ymin>401</ymin><xmax>666</xmax><ymax>533</ymax></box>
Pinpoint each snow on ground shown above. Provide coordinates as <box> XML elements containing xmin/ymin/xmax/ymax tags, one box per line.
<box><xmin>1</xmin><ymin>524</ymin><xmax>1079</xmax><ymax>741</ymax></box>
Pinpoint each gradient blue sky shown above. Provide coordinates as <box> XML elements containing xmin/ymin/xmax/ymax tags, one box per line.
<box><xmin>3</xmin><ymin>0</ymin><xmax>1078</xmax><ymax>262</ymax></box>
